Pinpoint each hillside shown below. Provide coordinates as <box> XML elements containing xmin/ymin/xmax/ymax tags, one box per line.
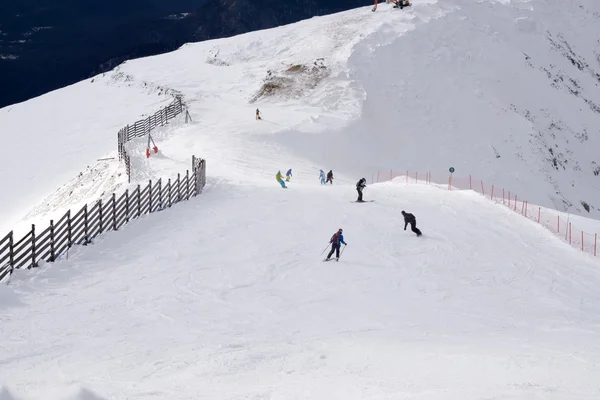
<box><xmin>2</xmin><ymin>1</ymin><xmax>600</xmax><ymax>399</ymax></box>
<box><xmin>0</xmin><ymin>0</ymin><xmax>372</xmax><ymax>109</ymax></box>
<box><xmin>1</xmin><ymin>181</ymin><xmax>599</xmax><ymax>400</ymax></box>
<box><xmin>2</xmin><ymin>0</ymin><xmax>598</xmax><ymax>238</ymax></box>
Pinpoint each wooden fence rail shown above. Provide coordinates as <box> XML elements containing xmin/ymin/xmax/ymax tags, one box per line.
<box><xmin>118</xmin><ymin>97</ymin><xmax>185</xmax><ymax>183</ymax></box>
<box><xmin>0</xmin><ymin>157</ymin><xmax>206</xmax><ymax>283</ymax></box>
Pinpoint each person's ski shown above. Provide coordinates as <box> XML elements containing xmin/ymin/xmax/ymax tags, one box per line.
<box><xmin>350</xmin><ymin>200</ymin><xmax>375</xmax><ymax>203</ymax></box>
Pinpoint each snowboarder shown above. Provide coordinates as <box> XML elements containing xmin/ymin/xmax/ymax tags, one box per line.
<box><xmin>319</xmin><ymin>169</ymin><xmax>326</xmax><ymax>185</ymax></box>
<box><xmin>326</xmin><ymin>228</ymin><xmax>347</xmax><ymax>261</ymax></box>
<box><xmin>392</xmin><ymin>0</ymin><xmax>411</xmax><ymax>9</ymax></box>
<box><xmin>276</xmin><ymin>170</ymin><xmax>287</xmax><ymax>188</ymax></box>
<box><xmin>286</xmin><ymin>168</ymin><xmax>292</xmax><ymax>182</ymax></box>
<box><xmin>401</xmin><ymin>210</ymin><xmax>422</xmax><ymax>237</ymax></box>
<box><xmin>356</xmin><ymin>177</ymin><xmax>367</xmax><ymax>202</ymax></box>
<box><xmin>256</xmin><ymin>109</ymin><xmax>261</xmax><ymax>120</ymax></box>
<box><xmin>326</xmin><ymin>170</ymin><xmax>334</xmax><ymax>184</ymax></box>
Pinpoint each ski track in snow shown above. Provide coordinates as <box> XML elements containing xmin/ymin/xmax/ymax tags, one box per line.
<box><xmin>2</xmin><ymin>0</ymin><xmax>600</xmax><ymax>399</ymax></box>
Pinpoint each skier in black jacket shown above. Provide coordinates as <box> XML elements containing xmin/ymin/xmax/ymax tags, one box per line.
<box><xmin>326</xmin><ymin>170</ymin><xmax>334</xmax><ymax>184</ymax></box>
<box><xmin>401</xmin><ymin>210</ymin><xmax>422</xmax><ymax>237</ymax></box>
<box><xmin>356</xmin><ymin>178</ymin><xmax>367</xmax><ymax>202</ymax></box>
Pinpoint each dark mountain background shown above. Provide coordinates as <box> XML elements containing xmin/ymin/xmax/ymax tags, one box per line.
<box><xmin>0</xmin><ymin>0</ymin><xmax>367</xmax><ymax>108</ymax></box>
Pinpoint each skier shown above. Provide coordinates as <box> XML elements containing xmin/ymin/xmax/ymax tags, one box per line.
<box><xmin>392</xmin><ymin>0</ymin><xmax>410</xmax><ymax>8</ymax></box>
<box><xmin>276</xmin><ymin>170</ymin><xmax>287</xmax><ymax>188</ymax></box>
<box><xmin>319</xmin><ymin>169</ymin><xmax>326</xmax><ymax>185</ymax></box>
<box><xmin>256</xmin><ymin>108</ymin><xmax>261</xmax><ymax>120</ymax></box>
<box><xmin>401</xmin><ymin>210</ymin><xmax>422</xmax><ymax>237</ymax></box>
<box><xmin>326</xmin><ymin>170</ymin><xmax>334</xmax><ymax>184</ymax></box>
<box><xmin>356</xmin><ymin>177</ymin><xmax>367</xmax><ymax>202</ymax></box>
<box><xmin>286</xmin><ymin>168</ymin><xmax>292</xmax><ymax>182</ymax></box>
<box><xmin>326</xmin><ymin>228</ymin><xmax>347</xmax><ymax>261</ymax></box>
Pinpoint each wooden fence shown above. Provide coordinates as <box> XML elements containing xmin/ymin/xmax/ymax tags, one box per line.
<box><xmin>0</xmin><ymin>156</ymin><xmax>206</xmax><ymax>283</ymax></box>
<box><xmin>118</xmin><ymin>97</ymin><xmax>185</xmax><ymax>183</ymax></box>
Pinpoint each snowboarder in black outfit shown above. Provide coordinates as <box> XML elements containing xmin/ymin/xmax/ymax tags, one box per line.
<box><xmin>326</xmin><ymin>170</ymin><xmax>334</xmax><ymax>184</ymax></box>
<box><xmin>356</xmin><ymin>178</ymin><xmax>367</xmax><ymax>202</ymax></box>
<box><xmin>401</xmin><ymin>210</ymin><xmax>422</xmax><ymax>237</ymax></box>
<box><xmin>392</xmin><ymin>0</ymin><xmax>411</xmax><ymax>8</ymax></box>
<box><xmin>326</xmin><ymin>228</ymin><xmax>347</xmax><ymax>261</ymax></box>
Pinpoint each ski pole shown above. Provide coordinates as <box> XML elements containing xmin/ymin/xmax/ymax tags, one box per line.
<box><xmin>320</xmin><ymin>243</ymin><xmax>330</xmax><ymax>255</ymax></box>
<box><xmin>340</xmin><ymin>244</ymin><xmax>347</xmax><ymax>258</ymax></box>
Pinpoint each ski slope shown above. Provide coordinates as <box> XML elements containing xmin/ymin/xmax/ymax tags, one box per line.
<box><xmin>2</xmin><ymin>0</ymin><xmax>600</xmax><ymax>238</ymax></box>
<box><xmin>2</xmin><ymin>0</ymin><xmax>600</xmax><ymax>398</ymax></box>
<box><xmin>2</xmin><ymin>181</ymin><xmax>600</xmax><ymax>400</ymax></box>
<box><xmin>0</xmin><ymin>72</ymin><xmax>174</xmax><ymax>235</ymax></box>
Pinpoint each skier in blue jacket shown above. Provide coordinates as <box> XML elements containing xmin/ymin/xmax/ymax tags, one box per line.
<box><xmin>319</xmin><ymin>169</ymin><xmax>326</xmax><ymax>184</ymax></box>
<box><xmin>326</xmin><ymin>228</ymin><xmax>347</xmax><ymax>261</ymax></box>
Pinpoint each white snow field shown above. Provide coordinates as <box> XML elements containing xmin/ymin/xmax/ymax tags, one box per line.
<box><xmin>0</xmin><ymin>72</ymin><xmax>175</xmax><ymax>235</ymax></box>
<box><xmin>2</xmin><ymin>0</ymin><xmax>600</xmax><ymax>399</ymax></box>
<box><xmin>1</xmin><ymin>181</ymin><xmax>600</xmax><ymax>400</ymax></box>
<box><xmin>2</xmin><ymin>0</ymin><xmax>600</xmax><ymax>238</ymax></box>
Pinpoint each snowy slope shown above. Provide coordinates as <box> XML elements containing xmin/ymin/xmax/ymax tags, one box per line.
<box><xmin>113</xmin><ymin>0</ymin><xmax>600</xmax><ymax>219</ymax></box>
<box><xmin>0</xmin><ymin>71</ymin><xmax>175</xmax><ymax>234</ymax></box>
<box><xmin>3</xmin><ymin>0</ymin><xmax>599</xmax><ymax>237</ymax></box>
<box><xmin>2</xmin><ymin>181</ymin><xmax>600</xmax><ymax>400</ymax></box>
<box><xmin>2</xmin><ymin>1</ymin><xmax>600</xmax><ymax>398</ymax></box>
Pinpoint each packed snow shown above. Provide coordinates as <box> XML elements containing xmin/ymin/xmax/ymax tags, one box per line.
<box><xmin>2</xmin><ymin>0</ymin><xmax>600</xmax><ymax>399</ymax></box>
<box><xmin>2</xmin><ymin>181</ymin><xmax>600</xmax><ymax>400</ymax></box>
<box><xmin>0</xmin><ymin>73</ymin><xmax>175</xmax><ymax>235</ymax></box>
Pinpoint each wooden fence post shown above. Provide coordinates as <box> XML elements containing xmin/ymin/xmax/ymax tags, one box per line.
<box><xmin>112</xmin><ymin>193</ymin><xmax>117</xmax><ymax>230</ymax></box>
<box><xmin>31</xmin><ymin>224</ymin><xmax>36</xmax><ymax>268</ymax></box>
<box><xmin>177</xmin><ymin>173</ymin><xmax>181</xmax><ymax>202</ymax></box>
<box><xmin>9</xmin><ymin>231</ymin><xmax>14</xmax><ymax>273</ymax></box>
<box><xmin>481</xmin><ymin>181</ymin><xmax>485</xmax><ymax>196</ymax></box>
<box><xmin>125</xmin><ymin>190</ymin><xmax>130</xmax><ymax>223</ymax></box>
<box><xmin>99</xmin><ymin>200</ymin><xmax>103</xmax><ymax>234</ymax></box>
<box><xmin>84</xmin><ymin>204</ymin><xmax>89</xmax><ymax>244</ymax></box>
<box><xmin>67</xmin><ymin>210</ymin><xmax>72</xmax><ymax>248</ymax></box>
<box><xmin>168</xmin><ymin>178</ymin><xmax>172</xmax><ymax>207</ymax></box>
<box><xmin>491</xmin><ymin>185</ymin><xmax>494</xmax><ymax>200</ymax></box>
<box><xmin>186</xmin><ymin>170</ymin><xmax>190</xmax><ymax>199</ymax></box>
<box><xmin>594</xmin><ymin>234</ymin><xmax>597</xmax><ymax>257</ymax></box>
<box><xmin>149</xmin><ymin>180</ymin><xmax>153</xmax><ymax>213</ymax></box>
<box><xmin>158</xmin><ymin>179</ymin><xmax>162</xmax><ymax>208</ymax></box>
<box><xmin>137</xmin><ymin>184</ymin><xmax>141</xmax><ymax>217</ymax></box>
<box><xmin>50</xmin><ymin>220</ymin><xmax>55</xmax><ymax>261</ymax></box>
